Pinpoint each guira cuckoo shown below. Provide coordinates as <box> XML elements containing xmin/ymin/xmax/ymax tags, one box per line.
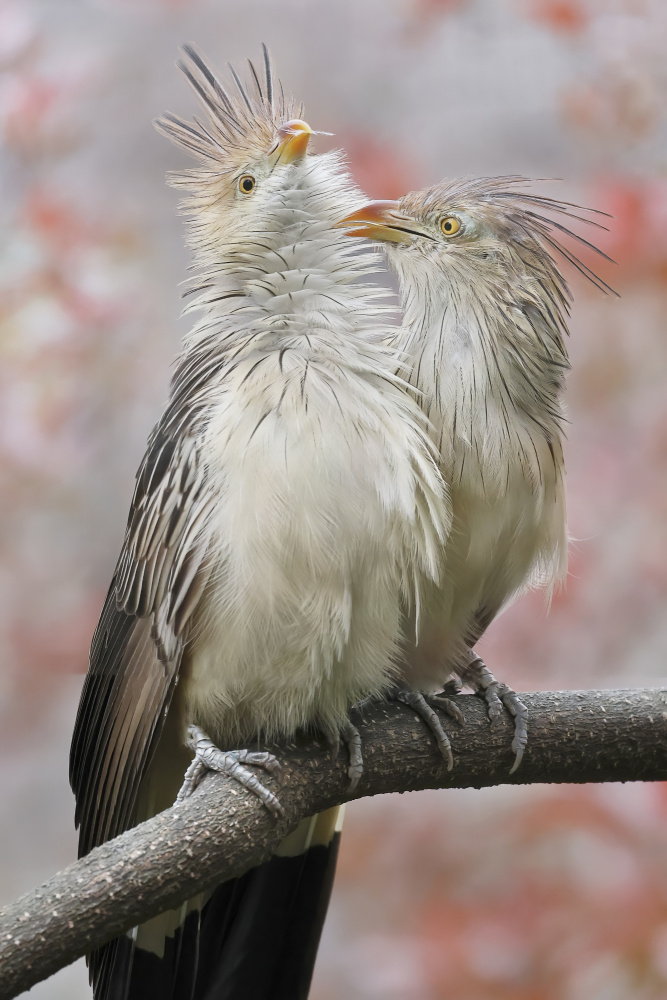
<box><xmin>69</xmin><ymin>47</ymin><xmax>450</xmax><ymax>1000</ymax></box>
<box><xmin>342</xmin><ymin>178</ymin><xmax>614</xmax><ymax>769</ymax></box>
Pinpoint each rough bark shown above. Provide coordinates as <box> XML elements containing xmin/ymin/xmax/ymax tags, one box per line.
<box><xmin>1</xmin><ymin>687</ymin><xmax>666</xmax><ymax>1000</ymax></box>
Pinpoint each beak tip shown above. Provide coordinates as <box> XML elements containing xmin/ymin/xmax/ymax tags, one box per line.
<box><xmin>271</xmin><ymin>118</ymin><xmax>314</xmax><ymax>165</ymax></box>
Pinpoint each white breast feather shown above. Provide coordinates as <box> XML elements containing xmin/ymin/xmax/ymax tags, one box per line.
<box><xmin>394</xmin><ymin>250</ymin><xmax>568</xmax><ymax>687</ymax></box>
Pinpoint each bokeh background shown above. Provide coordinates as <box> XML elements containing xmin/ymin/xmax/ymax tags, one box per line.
<box><xmin>1</xmin><ymin>0</ymin><xmax>667</xmax><ymax>997</ymax></box>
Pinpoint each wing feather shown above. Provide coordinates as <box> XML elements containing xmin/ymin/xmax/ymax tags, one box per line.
<box><xmin>70</xmin><ymin>421</ymin><xmax>215</xmax><ymax>859</ymax></box>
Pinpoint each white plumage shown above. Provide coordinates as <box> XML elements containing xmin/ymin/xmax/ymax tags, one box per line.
<box><xmin>342</xmin><ymin>178</ymin><xmax>612</xmax><ymax>699</ymax></box>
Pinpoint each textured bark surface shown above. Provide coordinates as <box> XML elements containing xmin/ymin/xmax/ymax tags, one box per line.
<box><xmin>1</xmin><ymin>687</ymin><xmax>666</xmax><ymax>1000</ymax></box>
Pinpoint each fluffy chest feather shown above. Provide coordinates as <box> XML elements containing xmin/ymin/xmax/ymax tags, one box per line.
<box><xmin>399</xmin><ymin>299</ymin><xmax>568</xmax><ymax>683</ymax></box>
<box><xmin>180</xmin><ymin>349</ymin><xmax>445</xmax><ymax>744</ymax></box>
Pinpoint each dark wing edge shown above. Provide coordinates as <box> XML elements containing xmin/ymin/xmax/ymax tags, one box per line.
<box><xmin>69</xmin><ymin>426</ymin><xmax>215</xmax><ymax>859</ymax></box>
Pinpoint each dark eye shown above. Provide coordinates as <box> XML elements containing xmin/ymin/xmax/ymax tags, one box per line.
<box><xmin>440</xmin><ymin>216</ymin><xmax>461</xmax><ymax>236</ymax></box>
<box><xmin>238</xmin><ymin>174</ymin><xmax>255</xmax><ymax>194</ymax></box>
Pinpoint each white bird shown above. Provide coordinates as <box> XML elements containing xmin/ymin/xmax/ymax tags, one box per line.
<box><xmin>69</xmin><ymin>46</ymin><xmax>450</xmax><ymax>1000</ymax></box>
<box><xmin>342</xmin><ymin>177</ymin><xmax>614</xmax><ymax>769</ymax></box>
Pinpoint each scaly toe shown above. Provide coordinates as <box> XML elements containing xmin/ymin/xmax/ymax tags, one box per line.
<box><xmin>461</xmin><ymin>655</ymin><xmax>529</xmax><ymax>773</ymax></box>
<box><xmin>429</xmin><ymin>694</ymin><xmax>465</xmax><ymax>727</ymax></box>
<box><xmin>393</xmin><ymin>688</ymin><xmax>455</xmax><ymax>771</ymax></box>
<box><xmin>340</xmin><ymin>718</ymin><xmax>363</xmax><ymax>792</ymax></box>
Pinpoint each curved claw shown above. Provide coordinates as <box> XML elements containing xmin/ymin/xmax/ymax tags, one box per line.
<box><xmin>461</xmin><ymin>656</ymin><xmax>529</xmax><ymax>773</ymax></box>
<box><xmin>497</xmin><ymin>684</ymin><xmax>529</xmax><ymax>773</ymax></box>
<box><xmin>235</xmin><ymin>749</ymin><xmax>283</xmax><ymax>778</ymax></box>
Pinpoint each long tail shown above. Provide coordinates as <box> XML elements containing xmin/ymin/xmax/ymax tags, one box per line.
<box><xmin>94</xmin><ymin>806</ymin><xmax>344</xmax><ymax>1000</ymax></box>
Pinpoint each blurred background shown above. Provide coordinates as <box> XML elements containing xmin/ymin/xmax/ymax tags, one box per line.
<box><xmin>1</xmin><ymin>0</ymin><xmax>667</xmax><ymax>997</ymax></box>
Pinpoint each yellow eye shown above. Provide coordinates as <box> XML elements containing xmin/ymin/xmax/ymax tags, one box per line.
<box><xmin>440</xmin><ymin>216</ymin><xmax>461</xmax><ymax>236</ymax></box>
<box><xmin>238</xmin><ymin>174</ymin><xmax>255</xmax><ymax>194</ymax></box>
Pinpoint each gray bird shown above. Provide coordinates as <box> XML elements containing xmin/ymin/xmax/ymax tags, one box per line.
<box><xmin>342</xmin><ymin>177</ymin><xmax>614</xmax><ymax>768</ymax></box>
<box><xmin>69</xmin><ymin>47</ymin><xmax>450</xmax><ymax>1000</ymax></box>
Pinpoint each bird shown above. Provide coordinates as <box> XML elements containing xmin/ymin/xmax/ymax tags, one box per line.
<box><xmin>69</xmin><ymin>46</ymin><xmax>450</xmax><ymax>1000</ymax></box>
<box><xmin>341</xmin><ymin>176</ymin><xmax>614</xmax><ymax>769</ymax></box>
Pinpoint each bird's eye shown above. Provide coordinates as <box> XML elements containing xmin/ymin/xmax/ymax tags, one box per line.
<box><xmin>440</xmin><ymin>216</ymin><xmax>461</xmax><ymax>237</ymax></box>
<box><xmin>238</xmin><ymin>174</ymin><xmax>256</xmax><ymax>194</ymax></box>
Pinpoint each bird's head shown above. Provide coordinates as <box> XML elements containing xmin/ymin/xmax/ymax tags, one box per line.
<box><xmin>340</xmin><ymin>176</ymin><xmax>614</xmax><ymax>304</ymax></box>
<box><xmin>155</xmin><ymin>44</ymin><xmax>315</xmax><ymax>261</ymax></box>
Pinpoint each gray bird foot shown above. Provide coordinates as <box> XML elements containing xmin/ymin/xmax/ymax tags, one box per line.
<box><xmin>391</xmin><ymin>686</ymin><xmax>463</xmax><ymax>771</ymax></box>
<box><xmin>459</xmin><ymin>654</ymin><xmax>528</xmax><ymax>774</ymax></box>
<box><xmin>177</xmin><ymin>725</ymin><xmax>283</xmax><ymax>817</ymax></box>
<box><xmin>339</xmin><ymin>718</ymin><xmax>364</xmax><ymax>793</ymax></box>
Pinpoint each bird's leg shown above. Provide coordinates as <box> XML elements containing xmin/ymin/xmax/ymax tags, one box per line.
<box><xmin>389</xmin><ymin>684</ymin><xmax>464</xmax><ymax>771</ymax></box>
<box><xmin>177</xmin><ymin>725</ymin><xmax>284</xmax><ymax>817</ymax></box>
<box><xmin>458</xmin><ymin>652</ymin><xmax>528</xmax><ymax>774</ymax></box>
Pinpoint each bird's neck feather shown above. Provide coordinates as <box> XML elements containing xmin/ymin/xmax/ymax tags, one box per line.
<box><xmin>181</xmin><ymin>158</ymin><xmax>392</xmax><ymax>368</ymax></box>
<box><xmin>398</xmin><ymin>263</ymin><xmax>568</xmax><ymax>434</ymax></box>
<box><xmin>168</xmin><ymin>160</ymin><xmax>398</xmax><ymax>420</ymax></box>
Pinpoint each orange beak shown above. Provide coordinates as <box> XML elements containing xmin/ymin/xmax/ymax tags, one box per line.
<box><xmin>338</xmin><ymin>200</ymin><xmax>425</xmax><ymax>243</ymax></box>
<box><xmin>269</xmin><ymin>119</ymin><xmax>313</xmax><ymax>166</ymax></box>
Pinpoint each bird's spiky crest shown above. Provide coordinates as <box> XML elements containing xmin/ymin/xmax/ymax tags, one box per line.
<box><xmin>407</xmin><ymin>175</ymin><xmax>617</xmax><ymax>298</ymax></box>
<box><xmin>154</xmin><ymin>43</ymin><xmax>302</xmax><ymax>186</ymax></box>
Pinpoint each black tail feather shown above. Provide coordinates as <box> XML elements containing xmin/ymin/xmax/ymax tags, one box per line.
<box><xmin>93</xmin><ymin>814</ymin><xmax>342</xmax><ymax>1000</ymax></box>
<box><xmin>196</xmin><ymin>832</ymin><xmax>341</xmax><ymax>999</ymax></box>
<box><xmin>269</xmin><ymin>830</ymin><xmax>341</xmax><ymax>1000</ymax></box>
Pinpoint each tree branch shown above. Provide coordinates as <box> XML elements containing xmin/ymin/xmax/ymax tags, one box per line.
<box><xmin>1</xmin><ymin>687</ymin><xmax>666</xmax><ymax>1000</ymax></box>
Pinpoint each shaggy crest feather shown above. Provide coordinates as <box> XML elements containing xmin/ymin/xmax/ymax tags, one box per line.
<box><xmin>155</xmin><ymin>42</ymin><xmax>301</xmax><ymax>179</ymax></box>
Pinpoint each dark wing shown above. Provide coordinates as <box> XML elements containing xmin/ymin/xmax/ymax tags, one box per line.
<box><xmin>70</xmin><ymin>424</ymin><xmax>216</xmax><ymax>858</ymax></box>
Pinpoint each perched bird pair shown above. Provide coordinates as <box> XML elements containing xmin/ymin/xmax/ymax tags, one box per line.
<box><xmin>69</xmin><ymin>44</ymin><xmax>611</xmax><ymax>1000</ymax></box>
